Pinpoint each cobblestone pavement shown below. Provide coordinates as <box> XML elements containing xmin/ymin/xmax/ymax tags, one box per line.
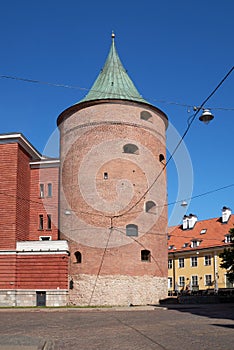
<box><xmin>0</xmin><ymin>304</ymin><xmax>233</xmax><ymax>350</ymax></box>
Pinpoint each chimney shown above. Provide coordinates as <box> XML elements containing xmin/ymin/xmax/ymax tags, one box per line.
<box><xmin>188</xmin><ymin>214</ymin><xmax>197</xmax><ymax>229</ymax></box>
<box><xmin>182</xmin><ymin>215</ymin><xmax>189</xmax><ymax>230</ymax></box>
<box><xmin>222</xmin><ymin>206</ymin><xmax>231</xmax><ymax>223</ymax></box>
<box><xmin>183</xmin><ymin>214</ymin><xmax>197</xmax><ymax>230</ymax></box>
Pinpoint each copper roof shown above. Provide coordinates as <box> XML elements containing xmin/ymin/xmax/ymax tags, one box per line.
<box><xmin>79</xmin><ymin>33</ymin><xmax>149</xmax><ymax>104</ymax></box>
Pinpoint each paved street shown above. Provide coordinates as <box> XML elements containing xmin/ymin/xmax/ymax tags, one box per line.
<box><xmin>0</xmin><ymin>304</ymin><xmax>233</xmax><ymax>350</ymax></box>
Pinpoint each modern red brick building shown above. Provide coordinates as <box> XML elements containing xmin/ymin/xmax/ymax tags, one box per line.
<box><xmin>0</xmin><ymin>34</ymin><xmax>169</xmax><ymax>306</ymax></box>
<box><xmin>0</xmin><ymin>133</ymin><xmax>69</xmax><ymax>306</ymax></box>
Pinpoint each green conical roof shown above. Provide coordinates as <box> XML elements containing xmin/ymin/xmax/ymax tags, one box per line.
<box><xmin>79</xmin><ymin>33</ymin><xmax>148</xmax><ymax>104</ymax></box>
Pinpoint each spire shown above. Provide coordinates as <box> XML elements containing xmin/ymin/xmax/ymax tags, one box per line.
<box><xmin>79</xmin><ymin>33</ymin><xmax>148</xmax><ymax>104</ymax></box>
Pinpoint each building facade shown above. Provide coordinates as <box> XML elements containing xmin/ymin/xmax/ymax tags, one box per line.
<box><xmin>168</xmin><ymin>207</ymin><xmax>234</xmax><ymax>295</ymax></box>
<box><xmin>0</xmin><ymin>134</ymin><xmax>69</xmax><ymax>307</ymax></box>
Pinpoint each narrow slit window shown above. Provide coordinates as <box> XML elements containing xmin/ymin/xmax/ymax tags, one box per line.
<box><xmin>39</xmin><ymin>215</ymin><xmax>44</xmax><ymax>230</ymax></box>
<box><xmin>47</xmin><ymin>183</ymin><xmax>52</xmax><ymax>197</ymax></box>
<box><xmin>39</xmin><ymin>184</ymin><xmax>44</xmax><ymax>198</ymax></box>
<box><xmin>47</xmin><ymin>214</ymin><xmax>52</xmax><ymax>230</ymax></box>
<box><xmin>104</xmin><ymin>172</ymin><xmax>108</xmax><ymax>180</ymax></box>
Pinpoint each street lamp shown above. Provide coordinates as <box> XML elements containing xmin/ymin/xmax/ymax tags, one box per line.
<box><xmin>199</xmin><ymin>108</ymin><xmax>214</xmax><ymax>124</ymax></box>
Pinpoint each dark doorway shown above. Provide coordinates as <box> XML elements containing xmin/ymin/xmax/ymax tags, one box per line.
<box><xmin>36</xmin><ymin>291</ymin><xmax>46</xmax><ymax>306</ymax></box>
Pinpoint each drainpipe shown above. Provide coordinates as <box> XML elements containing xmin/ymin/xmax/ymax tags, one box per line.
<box><xmin>213</xmin><ymin>251</ymin><xmax>218</xmax><ymax>294</ymax></box>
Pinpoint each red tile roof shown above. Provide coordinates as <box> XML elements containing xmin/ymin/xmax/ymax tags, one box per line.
<box><xmin>168</xmin><ymin>214</ymin><xmax>234</xmax><ymax>253</ymax></box>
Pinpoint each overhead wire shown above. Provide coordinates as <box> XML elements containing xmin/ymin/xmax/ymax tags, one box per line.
<box><xmin>0</xmin><ymin>73</ymin><xmax>234</xmax><ymax>111</ymax></box>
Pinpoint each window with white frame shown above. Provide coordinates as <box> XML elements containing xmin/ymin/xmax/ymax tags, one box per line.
<box><xmin>179</xmin><ymin>276</ymin><xmax>185</xmax><ymax>287</ymax></box>
<box><xmin>205</xmin><ymin>274</ymin><xmax>212</xmax><ymax>286</ymax></box>
<box><xmin>191</xmin><ymin>256</ymin><xmax>198</xmax><ymax>267</ymax></box>
<box><xmin>178</xmin><ymin>257</ymin><xmax>184</xmax><ymax>268</ymax></box>
<box><xmin>168</xmin><ymin>277</ymin><xmax>173</xmax><ymax>289</ymax></box>
<box><xmin>191</xmin><ymin>240</ymin><xmax>200</xmax><ymax>248</ymax></box>
<box><xmin>225</xmin><ymin>234</ymin><xmax>231</xmax><ymax>243</ymax></box>
<box><xmin>204</xmin><ymin>255</ymin><xmax>211</xmax><ymax>266</ymax></box>
<box><xmin>192</xmin><ymin>275</ymin><xmax>198</xmax><ymax>287</ymax></box>
<box><xmin>168</xmin><ymin>259</ymin><xmax>173</xmax><ymax>269</ymax></box>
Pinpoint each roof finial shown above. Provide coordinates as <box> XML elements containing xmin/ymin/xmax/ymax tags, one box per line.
<box><xmin>111</xmin><ymin>31</ymin><xmax>115</xmax><ymax>40</ymax></box>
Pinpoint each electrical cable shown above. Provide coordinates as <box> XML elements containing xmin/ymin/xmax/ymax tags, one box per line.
<box><xmin>0</xmin><ymin>73</ymin><xmax>234</xmax><ymax>111</ymax></box>
<box><xmin>111</xmin><ymin>66</ymin><xmax>234</xmax><ymax>219</ymax></box>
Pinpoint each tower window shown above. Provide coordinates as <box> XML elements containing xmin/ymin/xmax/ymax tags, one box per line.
<box><xmin>126</xmin><ymin>224</ymin><xmax>138</xmax><ymax>237</ymax></box>
<box><xmin>140</xmin><ymin>111</ymin><xmax>152</xmax><ymax>122</ymax></box>
<box><xmin>159</xmin><ymin>154</ymin><xmax>165</xmax><ymax>162</ymax></box>
<box><xmin>74</xmin><ymin>251</ymin><xmax>82</xmax><ymax>264</ymax></box>
<box><xmin>141</xmin><ymin>249</ymin><xmax>151</xmax><ymax>262</ymax></box>
<box><xmin>104</xmin><ymin>172</ymin><xmax>108</xmax><ymax>180</ymax></box>
<box><xmin>123</xmin><ymin>144</ymin><xmax>139</xmax><ymax>155</ymax></box>
<box><xmin>145</xmin><ymin>201</ymin><xmax>157</xmax><ymax>213</ymax></box>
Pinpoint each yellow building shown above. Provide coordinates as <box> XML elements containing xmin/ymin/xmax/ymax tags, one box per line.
<box><xmin>168</xmin><ymin>207</ymin><xmax>234</xmax><ymax>295</ymax></box>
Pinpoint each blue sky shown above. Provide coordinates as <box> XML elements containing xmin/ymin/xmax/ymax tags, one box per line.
<box><xmin>0</xmin><ymin>0</ymin><xmax>233</xmax><ymax>225</ymax></box>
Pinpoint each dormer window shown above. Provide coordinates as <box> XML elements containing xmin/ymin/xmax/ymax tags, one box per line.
<box><xmin>191</xmin><ymin>240</ymin><xmax>201</xmax><ymax>248</ymax></box>
<box><xmin>183</xmin><ymin>242</ymin><xmax>189</xmax><ymax>248</ymax></box>
<box><xmin>168</xmin><ymin>245</ymin><xmax>174</xmax><ymax>250</ymax></box>
<box><xmin>225</xmin><ymin>234</ymin><xmax>231</xmax><ymax>243</ymax></box>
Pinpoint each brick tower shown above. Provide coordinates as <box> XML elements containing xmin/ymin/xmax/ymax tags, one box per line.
<box><xmin>57</xmin><ymin>34</ymin><xmax>168</xmax><ymax>306</ymax></box>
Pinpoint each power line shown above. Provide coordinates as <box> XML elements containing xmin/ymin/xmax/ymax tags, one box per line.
<box><xmin>112</xmin><ymin>66</ymin><xmax>234</xmax><ymax>219</ymax></box>
<box><xmin>0</xmin><ymin>73</ymin><xmax>234</xmax><ymax>111</ymax></box>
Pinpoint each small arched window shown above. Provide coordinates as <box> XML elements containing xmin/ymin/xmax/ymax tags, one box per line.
<box><xmin>140</xmin><ymin>111</ymin><xmax>152</xmax><ymax>122</ymax></box>
<box><xmin>145</xmin><ymin>201</ymin><xmax>157</xmax><ymax>214</ymax></box>
<box><xmin>126</xmin><ymin>224</ymin><xmax>138</xmax><ymax>237</ymax></box>
<box><xmin>123</xmin><ymin>144</ymin><xmax>139</xmax><ymax>155</ymax></box>
<box><xmin>159</xmin><ymin>154</ymin><xmax>165</xmax><ymax>163</ymax></box>
<box><xmin>141</xmin><ymin>249</ymin><xmax>151</xmax><ymax>262</ymax></box>
<box><xmin>74</xmin><ymin>251</ymin><xmax>82</xmax><ymax>263</ymax></box>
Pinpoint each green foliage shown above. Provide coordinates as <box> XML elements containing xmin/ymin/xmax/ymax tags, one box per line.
<box><xmin>219</xmin><ymin>228</ymin><xmax>234</xmax><ymax>283</ymax></box>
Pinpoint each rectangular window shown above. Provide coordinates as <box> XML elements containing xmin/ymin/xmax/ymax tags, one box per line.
<box><xmin>39</xmin><ymin>215</ymin><xmax>44</xmax><ymax>230</ymax></box>
<box><xmin>168</xmin><ymin>259</ymin><xmax>172</xmax><ymax>269</ymax></box>
<box><xmin>47</xmin><ymin>214</ymin><xmax>52</xmax><ymax>230</ymax></box>
<box><xmin>178</xmin><ymin>258</ymin><xmax>184</xmax><ymax>268</ymax></box>
<box><xmin>204</xmin><ymin>255</ymin><xmax>211</xmax><ymax>266</ymax></box>
<box><xmin>47</xmin><ymin>183</ymin><xmax>52</xmax><ymax>197</ymax></box>
<box><xmin>225</xmin><ymin>235</ymin><xmax>231</xmax><ymax>243</ymax></box>
<box><xmin>191</xmin><ymin>256</ymin><xmax>198</xmax><ymax>267</ymax></box>
<box><xmin>168</xmin><ymin>277</ymin><xmax>173</xmax><ymax>289</ymax></box>
<box><xmin>39</xmin><ymin>184</ymin><xmax>44</xmax><ymax>198</ymax></box>
<box><xmin>192</xmin><ymin>275</ymin><xmax>198</xmax><ymax>287</ymax></box>
<box><xmin>179</xmin><ymin>276</ymin><xmax>185</xmax><ymax>287</ymax></box>
<box><xmin>205</xmin><ymin>274</ymin><xmax>212</xmax><ymax>286</ymax></box>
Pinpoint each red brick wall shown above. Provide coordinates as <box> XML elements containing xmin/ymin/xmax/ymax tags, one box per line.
<box><xmin>59</xmin><ymin>101</ymin><xmax>168</xmax><ymax>280</ymax></box>
<box><xmin>16</xmin><ymin>145</ymin><xmax>31</xmax><ymax>241</ymax></box>
<box><xmin>16</xmin><ymin>254</ymin><xmax>68</xmax><ymax>289</ymax></box>
<box><xmin>0</xmin><ymin>143</ymin><xmax>18</xmax><ymax>249</ymax></box>
<box><xmin>0</xmin><ymin>254</ymin><xmax>17</xmax><ymax>289</ymax></box>
<box><xmin>29</xmin><ymin>167</ymin><xmax>59</xmax><ymax>240</ymax></box>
